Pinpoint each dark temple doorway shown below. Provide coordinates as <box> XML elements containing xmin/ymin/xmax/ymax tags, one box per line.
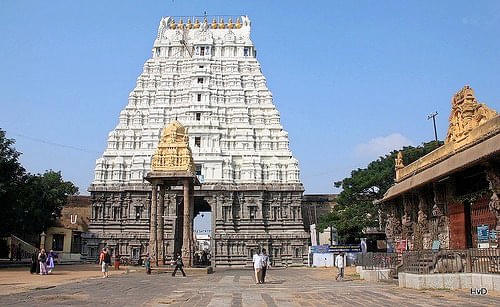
<box><xmin>193</xmin><ymin>197</ymin><xmax>212</xmax><ymax>267</ymax></box>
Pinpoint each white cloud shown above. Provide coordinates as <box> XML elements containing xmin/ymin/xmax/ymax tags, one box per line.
<box><xmin>355</xmin><ymin>133</ymin><xmax>414</xmax><ymax>159</ymax></box>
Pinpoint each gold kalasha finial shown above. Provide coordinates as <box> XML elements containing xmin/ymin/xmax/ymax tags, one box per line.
<box><xmin>211</xmin><ymin>18</ymin><xmax>217</xmax><ymax>29</ymax></box>
<box><xmin>227</xmin><ymin>18</ymin><xmax>234</xmax><ymax>29</ymax></box>
<box><xmin>186</xmin><ymin>18</ymin><xmax>193</xmax><ymax>29</ymax></box>
<box><xmin>235</xmin><ymin>17</ymin><xmax>242</xmax><ymax>29</ymax></box>
<box><xmin>177</xmin><ymin>19</ymin><xmax>184</xmax><ymax>29</ymax></box>
<box><xmin>194</xmin><ymin>18</ymin><xmax>200</xmax><ymax>29</ymax></box>
<box><xmin>219</xmin><ymin>17</ymin><xmax>226</xmax><ymax>29</ymax></box>
<box><xmin>169</xmin><ymin>20</ymin><xmax>176</xmax><ymax>29</ymax></box>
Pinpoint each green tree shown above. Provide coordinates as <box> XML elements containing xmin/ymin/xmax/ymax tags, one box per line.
<box><xmin>0</xmin><ymin>129</ymin><xmax>78</xmax><ymax>242</ymax></box>
<box><xmin>319</xmin><ymin>141</ymin><xmax>443</xmax><ymax>243</ymax></box>
<box><xmin>18</xmin><ymin>171</ymin><xmax>79</xmax><ymax>237</ymax></box>
<box><xmin>0</xmin><ymin>129</ymin><xmax>27</xmax><ymax>237</ymax></box>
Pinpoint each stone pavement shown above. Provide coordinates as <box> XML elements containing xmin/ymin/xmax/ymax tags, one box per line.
<box><xmin>0</xmin><ymin>264</ymin><xmax>129</xmax><ymax>296</ymax></box>
<box><xmin>1</xmin><ymin>267</ymin><xmax>499</xmax><ymax>306</ymax></box>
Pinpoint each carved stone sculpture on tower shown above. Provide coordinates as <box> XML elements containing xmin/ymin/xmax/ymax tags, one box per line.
<box><xmin>446</xmin><ymin>85</ymin><xmax>497</xmax><ymax>144</ymax></box>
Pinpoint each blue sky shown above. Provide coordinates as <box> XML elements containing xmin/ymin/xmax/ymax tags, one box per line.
<box><xmin>1</xmin><ymin>0</ymin><xmax>500</xmax><ymax>196</ymax></box>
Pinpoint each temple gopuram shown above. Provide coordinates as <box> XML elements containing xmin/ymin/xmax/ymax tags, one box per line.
<box><xmin>378</xmin><ymin>85</ymin><xmax>499</xmax><ymax>252</ymax></box>
<box><xmin>84</xmin><ymin>16</ymin><xmax>309</xmax><ymax>266</ymax></box>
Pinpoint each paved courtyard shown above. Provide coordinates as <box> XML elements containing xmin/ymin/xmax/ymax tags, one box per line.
<box><xmin>1</xmin><ymin>266</ymin><xmax>499</xmax><ymax>306</ymax></box>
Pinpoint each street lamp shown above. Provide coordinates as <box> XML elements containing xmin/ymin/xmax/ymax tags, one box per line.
<box><xmin>427</xmin><ymin>112</ymin><xmax>438</xmax><ymax>143</ymax></box>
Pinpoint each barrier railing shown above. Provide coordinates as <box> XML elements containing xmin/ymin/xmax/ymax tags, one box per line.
<box><xmin>357</xmin><ymin>252</ymin><xmax>399</xmax><ymax>270</ymax></box>
<box><xmin>401</xmin><ymin>248</ymin><xmax>500</xmax><ymax>274</ymax></box>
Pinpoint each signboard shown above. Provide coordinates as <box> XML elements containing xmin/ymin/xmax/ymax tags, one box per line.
<box><xmin>490</xmin><ymin>230</ymin><xmax>497</xmax><ymax>240</ymax></box>
<box><xmin>477</xmin><ymin>225</ymin><xmax>489</xmax><ymax>243</ymax></box>
<box><xmin>328</xmin><ymin>244</ymin><xmax>361</xmax><ymax>253</ymax></box>
<box><xmin>311</xmin><ymin>244</ymin><xmax>330</xmax><ymax>253</ymax></box>
<box><xmin>310</xmin><ymin>244</ymin><xmax>361</xmax><ymax>254</ymax></box>
<box><xmin>396</xmin><ymin>239</ymin><xmax>407</xmax><ymax>253</ymax></box>
<box><xmin>431</xmin><ymin>240</ymin><xmax>441</xmax><ymax>251</ymax></box>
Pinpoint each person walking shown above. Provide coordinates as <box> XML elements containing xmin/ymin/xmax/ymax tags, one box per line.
<box><xmin>30</xmin><ymin>249</ymin><xmax>39</xmax><ymax>274</ymax></box>
<box><xmin>38</xmin><ymin>249</ymin><xmax>48</xmax><ymax>275</ymax></box>
<box><xmin>47</xmin><ymin>250</ymin><xmax>55</xmax><ymax>274</ymax></box>
<box><xmin>259</xmin><ymin>249</ymin><xmax>270</xmax><ymax>283</ymax></box>
<box><xmin>335</xmin><ymin>252</ymin><xmax>345</xmax><ymax>281</ymax></box>
<box><xmin>252</xmin><ymin>250</ymin><xmax>262</xmax><ymax>284</ymax></box>
<box><xmin>144</xmin><ymin>254</ymin><xmax>151</xmax><ymax>275</ymax></box>
<box><xmin>172</xmin><ymin>254</ymin><xmax>186</xmax><ymax>277</ymax></box>
<box><xmin>99</xmin><ymin>248</ymin><xmax>111</xmax><ymax>278</ymax></box>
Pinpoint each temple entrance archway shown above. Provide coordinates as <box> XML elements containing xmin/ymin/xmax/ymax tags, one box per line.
<box><xmin>193</xmin><ymin>197</ymin><xmax>212</xmax><ymax>267</ymax></box>
<box><xmin>144</xmin><ymin>121</ymin><xmax>200</xmax><ymax>267</ymax></box>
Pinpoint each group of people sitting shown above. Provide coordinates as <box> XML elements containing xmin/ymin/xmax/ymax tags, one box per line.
<box><xmin>30</xmin><ymin>249</ymin><xmax>58</xmax><ymax>275</ymax></box>
<box><xmin>252</xmin><ymin>248</ymin><xmax>270</xmax><ymax>284</ymax></box>
<box><xmin>193</xmin><ymin>250</ymin><xmax>210</xmax><ymax>266</ymax></box>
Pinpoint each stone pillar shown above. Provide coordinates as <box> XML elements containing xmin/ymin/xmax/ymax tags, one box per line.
<box><xmin>150</xmin><ymin>183</ymin><xmax>158</xmax><ymax>266</ymax></box>
<box><xmin>157</xmin><ymin>184</ymin><xmax>165</xmax><ymax>265</ymax></box>
<box><xmin>40</xmin><ymin>232</ymin><xmax>46</xmax><ymax>250</ymax></box>
<box><xmin>182</xmin><ymin>178</ymin><xmax>192</xmax><ymax>266</ymax></box>
<box><xmin>485</xmin><ymin>164</ymin><xmax>500</xmax><ymax>245</ymax></box>
<box><xmin>211</xmin><ymin>195</ymin><xmax>217</xmax><ymax>268</ymax></box>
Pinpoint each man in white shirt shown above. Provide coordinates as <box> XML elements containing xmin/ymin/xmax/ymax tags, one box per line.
<box><xmin>252</xmin><ymin>250</ymin><xmax>262</xmax><ymax>284</ymax></box>
<box><xmin>335</xmin><ymin>252</ymin><xmax>345</xmax><ymax>281</ymax></box>
<box><xmin>259</xmin><ymin>248</ymin><xmax>270</xmax><ymax>283</ymax></box>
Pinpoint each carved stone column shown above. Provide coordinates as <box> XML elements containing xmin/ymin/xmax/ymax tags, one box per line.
<box><xmin>401</xmin><ymin>195</ymin><xmax>414</xmax><ymax>244</ymax></box>
<box><xmin>157</xmin><ymin>184</ymin><xmax>165</xmax><ymax>265</ymax></box>
<box><xmin>485</xmin><ymin>164</ymin><xmax>500</xmax><ymax>245</ymax></box>
<box><xmin>182</xmin><ymin>179</ymin><xmax>192</xmax><ymax>266</ymax></box>
<box><xmin>149</xmin><ymin>183</ymin><xmax>158</xmax><ymax>265</ymax></box>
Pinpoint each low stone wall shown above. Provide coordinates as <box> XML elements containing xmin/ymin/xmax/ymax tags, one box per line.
<box><xmin>359</xmin><ymin>268</ymin><xmax>392</xmax><ymax>282</ymax></box>
<box><xmin>399</xmin><ymin>272</ymin><xmax>500</xmax><ymax>291</ymax></box>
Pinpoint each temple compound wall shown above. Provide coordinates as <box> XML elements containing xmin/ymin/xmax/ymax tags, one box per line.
<box><xmin>379</xmin><ymin>86</ymin><xmax>500</xmax><ymax>252</ymax></box>
<box><xmin>83</xmin><ymin>16</ymin><xmax>309</xmax><ymax>266</ymax></box>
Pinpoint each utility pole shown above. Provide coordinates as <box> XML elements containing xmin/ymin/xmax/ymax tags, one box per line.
<box><xmin>427</xmin><ymin>111</ymin><xmax>438</xmax><ymax>143</ymax></box>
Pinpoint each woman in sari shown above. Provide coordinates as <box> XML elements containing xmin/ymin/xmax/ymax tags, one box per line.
<box><xmin>47</xmin><ymin>250</ymin><xmax>55</xmax><ymax>274</ymax></box>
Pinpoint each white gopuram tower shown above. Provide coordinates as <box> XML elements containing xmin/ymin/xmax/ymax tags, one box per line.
<box><xmin>86</xmin><ymin>16</ymin><xmax>309</xmax><ymax>266</ymax></box>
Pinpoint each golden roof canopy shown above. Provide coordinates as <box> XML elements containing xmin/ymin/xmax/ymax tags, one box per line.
<box><xmin>151</xmin><ymin>121</ymin><xmax>195</xmax><ymax>173</ymax></box>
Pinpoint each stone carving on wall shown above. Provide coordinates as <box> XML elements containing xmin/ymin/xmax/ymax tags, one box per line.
<box><xmin>401</xmin><ymin>196</ymin><xmax>414</xmax><ymax>240</ymax></box>
<box><xmin>151</xmin><ymin>121</ymin><xmax>195</xmax><ymax>173</ymax></box>
<box><xmin>414</xmin><ymin>193</ymin><xmax>429</xmax><ymax>249</ymax></box>
<box><xmin>384</xmin><ymin>204</ymin><xmax>401</xmax><ymax>241</ymax></box>
<box><xmin>486</xmin><ymin>166</ymin><xmax>500</xmax><ymax>233</ymax></box>
<box><xmin>446</xmin><ymin>85</ymin><xmax>497</xmax><ymax>144</ymax></box>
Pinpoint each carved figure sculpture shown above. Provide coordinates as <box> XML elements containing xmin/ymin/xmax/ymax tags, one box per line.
<box><xmin>486</xmin><ymin>167</ymin><xmax>500</xmax><ymax>229</ymax></box>
<box><xmin>395</xmin><ymin>151</ymin><xmax>404</xmax><ymax>169</ymax></box>
<box><xmin>446</xmin><ymin>85</ymin><xmax>497</xmax><ymax>144</ymax></box>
